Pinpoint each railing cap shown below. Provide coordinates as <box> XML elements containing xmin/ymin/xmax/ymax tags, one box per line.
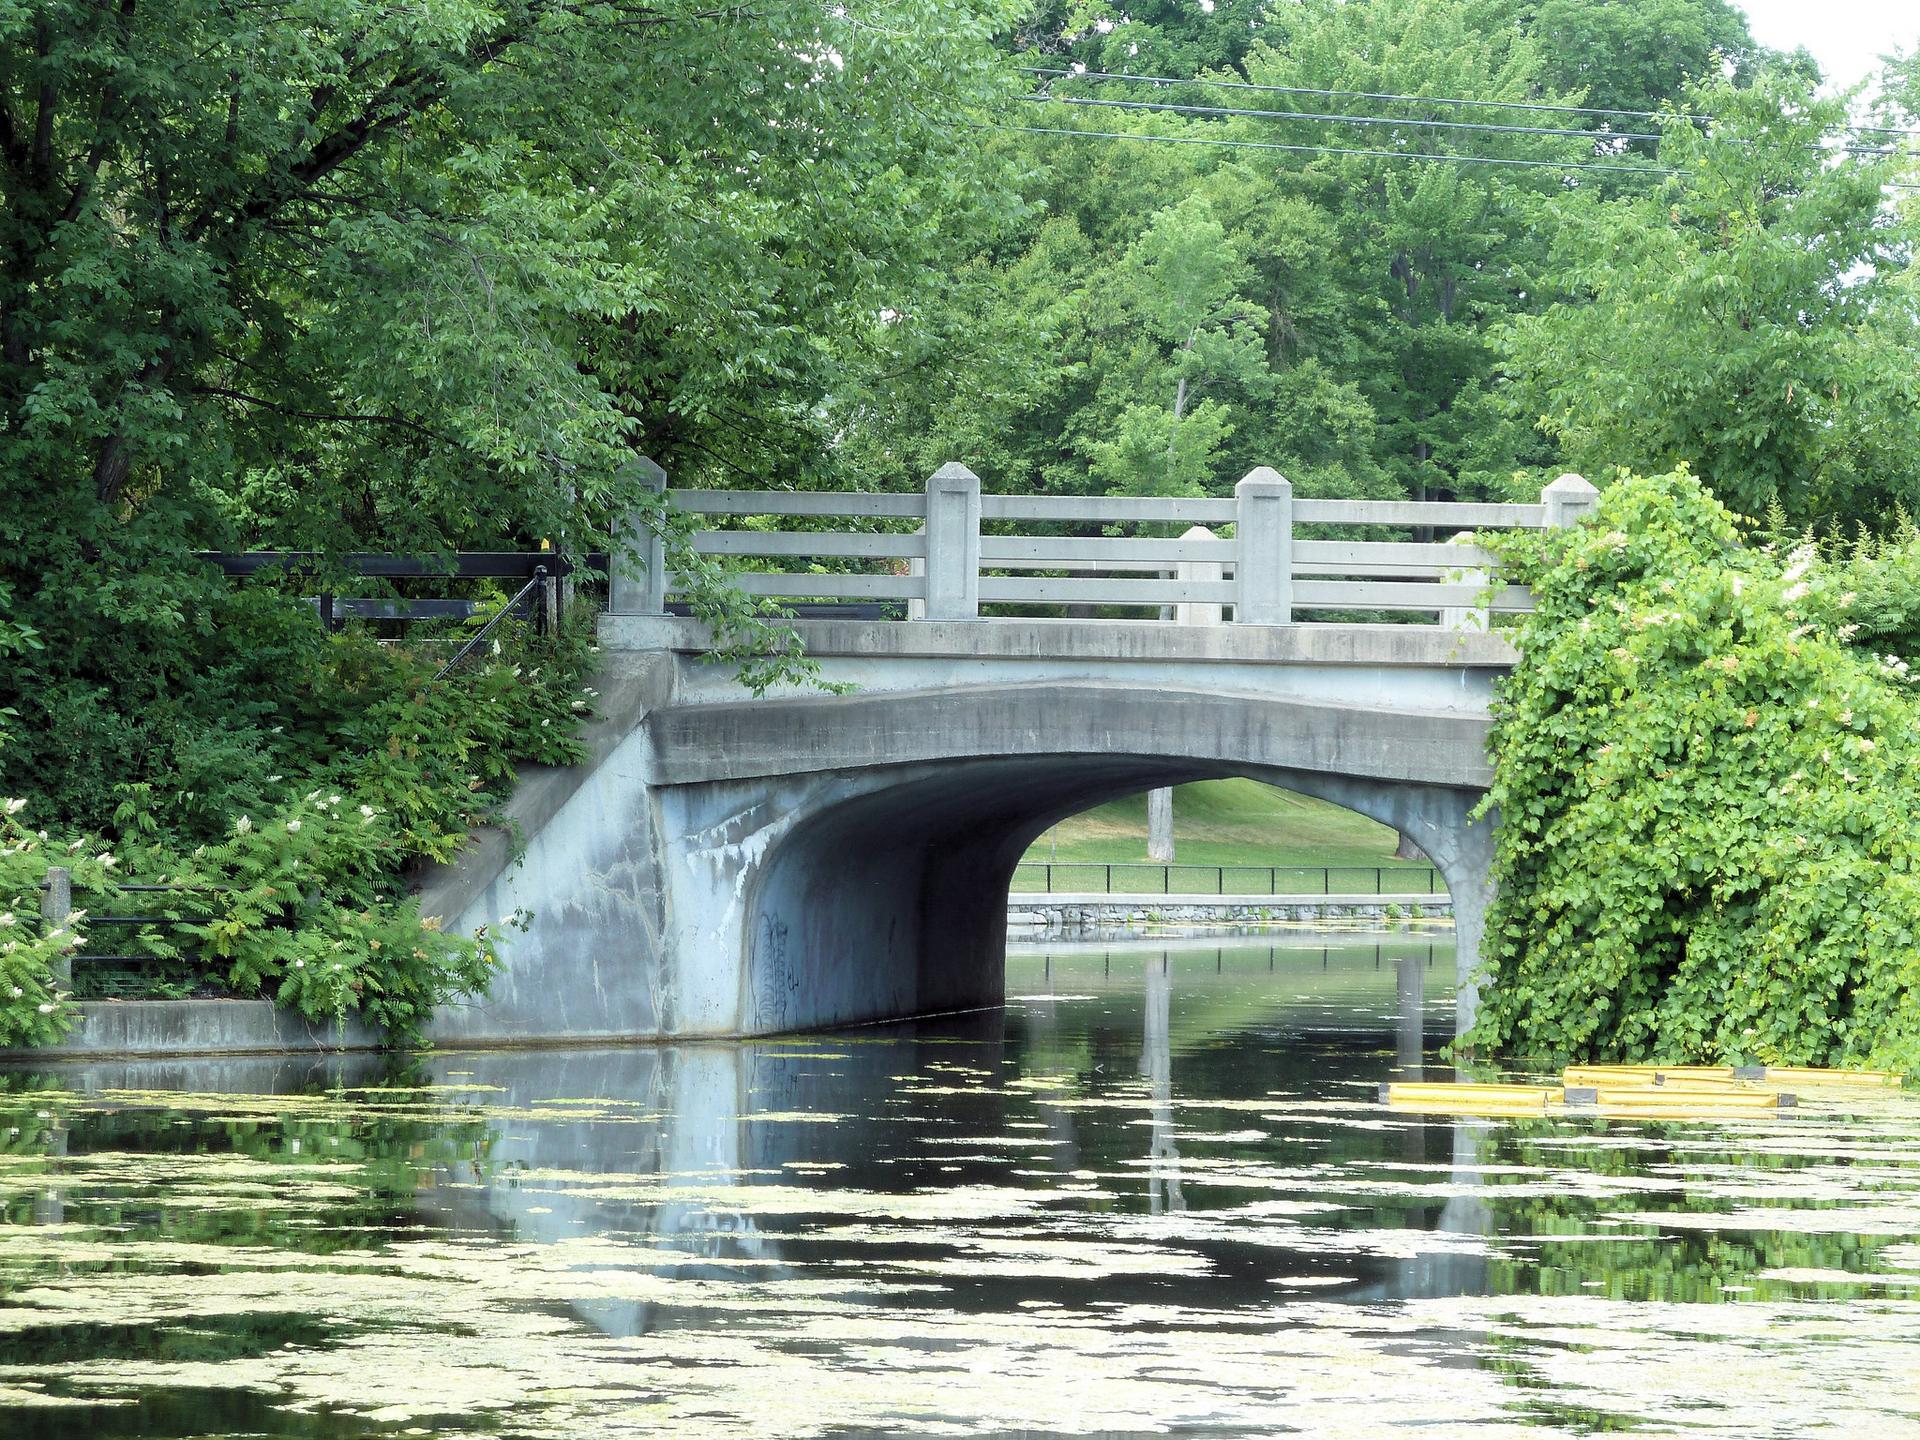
<box><xmin>1235</xmin><ymin>466</ymin><xmax>1292</xmax><ymax>498</ymax></box>
<box><xmin>1541</xmin><ymin>472</ymin><xmax>1598</xmax><ymax>500</ymax></box>
<box><xmin>929</xmin><ymin>461</ymin><xmax>981</xmax><ymax>490</ymax></box>
<box><xmin>624</xmin><ymin>454</ymin><xmax>667</xmax><ymax>489</ymax></box>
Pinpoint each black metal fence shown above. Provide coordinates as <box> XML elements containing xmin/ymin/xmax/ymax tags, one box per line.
<box><xmin>1010</xmin><ymin>862</ymin><xmax>1445</xmax><ymax>896</ymax></box>
<box><xmin>38</xmin><ymin>869</ymin><xmax>227</xmax><ymax>996</ymax></box>
<box><xmin>200</xmin><ymin>549</ymin><xmax>602</xmax><ymax>635</ymax></box>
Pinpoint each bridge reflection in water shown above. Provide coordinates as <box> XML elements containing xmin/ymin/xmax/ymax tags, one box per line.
<box><xmin>407</xmin><ymin>931</ymin><xmax>1490</xmax><ymax>1338</ymax></box>
<box><xmin>14</xmin><ymin>927</ymin><xmax>1920</xmax><ymax>1438</ymax></box>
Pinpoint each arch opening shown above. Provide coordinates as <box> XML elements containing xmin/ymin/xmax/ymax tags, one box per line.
<box><xmin>741</xmin><ymin>754</ymin><xmax>1493</xmax><ymax>1037</ymax></box>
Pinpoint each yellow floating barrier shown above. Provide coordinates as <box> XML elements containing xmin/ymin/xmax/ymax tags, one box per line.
<box><xmin>1754</xmin><ymin>1066</ymin><xmax>1903</xmax><ymax>1089</ymax></box>
<box><xmin>1563</xmin><ymin>1065</ymin><xmax>1763</xmax><ymax>1087</ymax></box>
<box><xmin>1380</xmin><ymin>1080</ymin><xmax>1799</xmax><ymax>1120</ymax></box>
<box><xmin>1380</xmin><ymin>1082</ymin><xmax>1556</xmax><ymax>1116</ymax></box>
<box><xmin>1563</xmin><ymin>1063</ymin><xmax>1902</xmax><ymax>1091</ymax></box>
<box><xmin>1565</xmin><ymin>1085</ymin><xmax>1795</xmax><ymax>1112</ymax></box>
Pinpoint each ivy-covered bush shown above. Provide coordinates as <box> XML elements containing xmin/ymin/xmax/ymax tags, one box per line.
<box><xmin>0</xmin><ymin>602</ymin><xmax>595</xmax><ymax>1050</ymax></box>
<box><xmin>1470</xmin><ymin>469</ymin><xmax>1920</xmax><ymax>1073</ymax></box>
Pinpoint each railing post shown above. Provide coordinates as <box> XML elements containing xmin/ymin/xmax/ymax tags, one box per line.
<box><xmin>923</xmin><ymin>463</ymin><xmax>981</xmax><ymax>620</ymax></box>
<box><xmin>1233</xmin><ymin>467</ymin><xmax>1292</xmax><ymax>625</ymax></box>
<box><xmin>907</xmin><ymin>526</ymin><xmax>928</xmax><ymax>621</ymax></box>
<box><xmin>608</xmin><ymin>456</ymin><xmax>669</xmax><ymax>616</ymax></box>
<box><xmin>1440</xmin><ymin>531</ymin><xmax>1490</xmax><ymax>632</ymax></box>
<box><xmin>1174</xmin><ymin>525</ymin><xmax>1225</xmax><ymax>626</ymax></box>
<box><xmin>1542</xmin><ymin>472</ymin><xmax>1599</xmax><ymax>528</ymax></box>
<box><xmin>42</xmin><ymin>866</ymin><xmax>71</xmax><ymax>991</ymax></box>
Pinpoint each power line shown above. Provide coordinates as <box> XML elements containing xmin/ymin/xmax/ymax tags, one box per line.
<box><xmin>986</xmin><ymin>124</ymin><xmax>1679</xmax><ymax>177</ymax></box>
<box><xmin>1022</xmin><ymin>93</ymin><xmax>1664</xmax><ymax>145</ymax></box>
<box><xmin>1019</xmin><ymin>93</ymin><xmax>1901</xmax><ymax>159</ymax></box>
<box><xmin>1020</xmin><ymin>66</ymin><xmax>1920</xmax><ymax>143</ymax></box>
<box><xmin>986</xmin><ymin>122</ymin><xmax>1920</xmax><ymax>192</ymax></box>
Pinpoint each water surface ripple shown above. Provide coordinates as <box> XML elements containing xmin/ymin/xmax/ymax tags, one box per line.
<box><xmin>2</xmin><ymin>931</ymin><xmax>1919</xmax><ymax>1437</ymax></box>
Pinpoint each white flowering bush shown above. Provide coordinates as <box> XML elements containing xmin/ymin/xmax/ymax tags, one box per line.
<box><xmin>0</xmin><ymin>809</ymin><xmax>117</xmax><ymax>1047</ymax></box>
<box><xmin>151</xmin><ymin>793</ymin><xmax>500</xmax><ymax>1040</ymax></box>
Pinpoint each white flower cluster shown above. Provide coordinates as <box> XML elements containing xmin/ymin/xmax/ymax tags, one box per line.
<box><xmin>1782</xmin><ymin>542</ymin><xmax>1817</xmax><ymax>585</ymax></box>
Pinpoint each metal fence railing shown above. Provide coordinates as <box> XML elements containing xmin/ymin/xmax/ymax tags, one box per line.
<box><xmin>1010</xmin><ymin>862</ymin><xmax>1445</xmax><ymax>896</ymax></box>
<box><xmin>37</xmin><ymin>867</ymin><xmax>228</xmax><ymax>994</ymax></box>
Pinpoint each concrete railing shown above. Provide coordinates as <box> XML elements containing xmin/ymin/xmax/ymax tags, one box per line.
<box><xmin>609</xmin><ymin>463</ymin><xmax>1598</xmax><ymax>624</ymax></box>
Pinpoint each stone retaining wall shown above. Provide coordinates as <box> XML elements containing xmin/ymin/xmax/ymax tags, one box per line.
<box><xmin>1008</xmin><ymin>892</ymin><xmax>1453</xmax><ymax>930</ymax></box>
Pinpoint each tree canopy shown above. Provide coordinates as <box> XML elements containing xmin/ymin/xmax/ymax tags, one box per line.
<box><xmin>0</xmin><ymin>0</ymin><xmax>1020</xmax><ymax>819</ymax></box>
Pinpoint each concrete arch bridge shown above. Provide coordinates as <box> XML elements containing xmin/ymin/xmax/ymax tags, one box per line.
<box><xmin>418</xmin><ymin>467</ymin><xmax>1598</xmax><ymax>1047</ymax></box>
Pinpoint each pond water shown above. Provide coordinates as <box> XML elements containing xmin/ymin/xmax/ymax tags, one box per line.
<box><xmin>3</xmin><ymin>928</ymin><xmax>1920</xmax><ymax>1437</ymax></box>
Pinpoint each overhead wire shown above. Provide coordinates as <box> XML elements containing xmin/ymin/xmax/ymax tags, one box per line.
<box><xmin>982</xmin><ymin>122</ymin><xmax>1920</xmax><ymax>192</ymax></box>
<box><xmin>1019</xmin><ymin>66</ymin><xmax>1920</xmax><ymax>143</ymax></box>
<box><xmin>1018</xmin><ymin>92</ymin><xmax>1666</xmax><ymax>144</ymax></box>
<box><xmin>1017</xmin><ymin>93</ymin><xmax>1903</xmax><ymax>159</ymax></box>
<box><xmin>983</xmin><ymin>124</ymin><xmax>1680</xmax><ymax>177</ymax></box>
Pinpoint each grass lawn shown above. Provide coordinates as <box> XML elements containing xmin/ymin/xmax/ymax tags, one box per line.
<box><xmin>1014</xmin><ymin>779</ymin><xmax>1443</xmax><ymax>894</ymax></box>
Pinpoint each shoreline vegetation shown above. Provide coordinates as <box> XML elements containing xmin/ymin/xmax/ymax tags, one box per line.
<box><xmin>0</xmin><ymin>605</ymin><xmax>598</xmax><ymax>1049</ymax></box>
<box><xmin>1469</xmin><ymin>471</ymin><xmax>1920</xmax><ymax>1075</ymax></box>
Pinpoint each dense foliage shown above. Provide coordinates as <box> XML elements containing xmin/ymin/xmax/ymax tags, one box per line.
<box><xmin>1</xmin><ymin>606</ymin><xmax>593</xmax><ymax>1047</ymax></box>
<box><xmin>1500</xmin><ymin>74</ymin><xmax>1920</xmax><ymax>527</ymax></box>
<box><xmin>845</xmin><ymin>0</ymin><xmax>1908</xmax><ymax>519</ymax></box>
<box><xmin>0</xmin><ymin>0</ymin><xmax>1020</xmax><ymax>807</ymax></box>
<box><xmin>1469</xmin><ymin>471</ymin><xmax>1920</xmax><ymax>1072</ymax></box>
<box><xmin>4</xmin><ymin>0</ymin><xmax>1920</xmax><ymax>1051</ymax></box>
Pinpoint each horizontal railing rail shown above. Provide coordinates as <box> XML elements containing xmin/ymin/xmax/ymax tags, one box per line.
<box><xmin>201</xmin><ymin>549</ymin><xmax>572</xmax><ymax>636</ymax></box>
<box><xmin>202</xmin><ymin>551</ymin><xmax>572</xmax><ymax>579</ymax></box>
<box><xmin>37</xmin><ymin>869</ymin><xmax>233</xmax><ymax>992</ymax></box>
<box><xmin>612</xmin><ymin>463</ymin><xmax>1597</xmax><ymax>625</ymax></box>
<box><xmin>1010</xmin><ymin>861</ymin><xmax>1447</xmax><ymax>897</ymax></box>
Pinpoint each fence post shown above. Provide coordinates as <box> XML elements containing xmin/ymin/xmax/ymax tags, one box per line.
<box><xmin>1234</xmin><ymin>467</ymin><xmax>1292</xmax><ymax>624</ymax></box>
<box><xmin>907</xmin><ymin>525</ymin><xmax>928</xmax><ymax>620</ymax></box>
<box><xmin>1440</xmin><ymin>531</ymin><xmax>1491</xmax><ymax>632</ymax></box>
<box><xmin>608</xmin><ymin>456</ymin><xmax>669</xmax><ymax>616</ymax></box>
<box><xmin>1542</xmin><ymin>472</ymin><xmax>1599</xmax><ymax>529</ymax></box>
<box><xmin>1175</xmin><ymin>525</ymin><xmax>1225</xmax><ymax>626</ymax></box>
<box><xmin>42</xmin><ymin>866</ymin><xmax>71</xmax><ymax>991</ymax></box>
<box><xmin>923</xmin><ymin>463</ymin><xmax>981</xmax><ymax>620</ymax></box>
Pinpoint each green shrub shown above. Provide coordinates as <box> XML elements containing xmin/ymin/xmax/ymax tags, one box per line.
<box><xmin>1470</xmin><ymin>469</ymin><xmax>1920</xmax><ymax>1073</ymax></box>
<box><xmin>0</xmin><ymin>604</ymin><xmax>595</xmax><ymax>1049</ymax></box>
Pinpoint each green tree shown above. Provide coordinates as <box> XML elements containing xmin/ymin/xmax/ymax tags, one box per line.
<box><xmin>1496</xmin><ymin>71</ymin><xmax>1920</xmax><ymax>528</ymax></box>
<box><xmin>1470</xmin><ymin>470</ymin><xmax>1920</xmax><ymax>1072</ymax></box>
<box><xmin>868</xmin><ymin>0</ymin><xmax>1623</xmax><ymax>506</ymax></box>
<box><xmin>1516</xmin><ymin>0</ymin><xmax>1757</xmax><ymax>117</ymax></box>
<box><xmin>0</xmin><ymin>0</ymin><xmax>1020</xmax><ymax>826</ymax></box>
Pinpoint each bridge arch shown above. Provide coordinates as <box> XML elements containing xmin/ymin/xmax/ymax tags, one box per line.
<box><xmin>645</xmin><ymin>682</ymin><xmax>1495</xmax><ymax>1039</ymax></box>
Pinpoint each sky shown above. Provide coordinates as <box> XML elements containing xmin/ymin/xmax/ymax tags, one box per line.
<box><xmin>1737</xmin><ymin>0</ymin><xmax>1914</xmax><ymax>93</ymax></box>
